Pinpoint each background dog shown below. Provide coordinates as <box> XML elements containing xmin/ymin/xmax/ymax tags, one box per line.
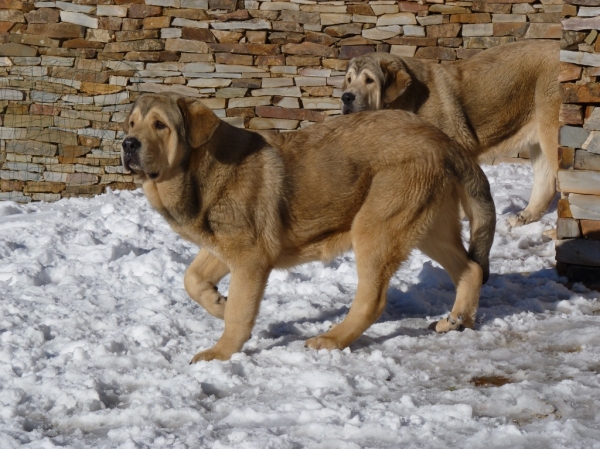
<box><xmin>122</xmin><ymin>93</ymin><xmax>496</xmax><ymax>362</ymax></box>
<box><xmin>342</xmin><ymin>40</ymin><xmax>560</xmax><ymax>227</ymax></box>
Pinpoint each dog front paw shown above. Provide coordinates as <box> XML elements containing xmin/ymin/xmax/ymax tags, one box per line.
<box><xmin>190</xmin><ymin>347</ymin><xmax>232</xmax><ymax>363</ymax></box>
<box><xmin>305</xmin><ymin>335</ymin><xmax>345</xmax><ymax>351</ymax></box>
<box><xmin>429</xmin><ymin>314</ymin><xmax>472</xmax><ymax>333</ymax></box>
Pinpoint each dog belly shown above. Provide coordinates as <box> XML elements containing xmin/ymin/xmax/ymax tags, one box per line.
<box><xmin>276</xmin><ymin>230</ymin><xmax>353</xmax><ymax>268</ymax></box>
<box><xmin>476</xmin><ymin>121</ymin><xmax>538</xmax><ymax>163</ymax></box>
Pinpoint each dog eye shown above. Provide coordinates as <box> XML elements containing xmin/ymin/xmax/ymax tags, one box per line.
<box><xmin>129</xmin><ymin>121</ymin><xmax>134</xmax><ymax>128</ymax></box>
<box><xmin>365</xmin><ymin>77</ymin><xmax>374</xmax><ymax>84</ymax></box>
<box><xmin>155</xmin><ymin>121</ymin><xmax>166</xmax><ymax>130</ymax></box>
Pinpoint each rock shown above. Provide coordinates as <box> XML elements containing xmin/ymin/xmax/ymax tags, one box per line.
<box><xmin>463</xmin><ymin>24</ymin><xmax>494</xmax><ymax>37</ymax></box>
<box><xmin>557</xmin><ymin>218</ymin><xmax>581</xmax><ymax>239</ymax></box>
<box><xmin>280</xmin><ymin>10</ymin><xmax>320</xmax><ymax>25</ymax></box>
<box><xmin>324</xmin><ymin>23</ymin><xmax>362</xmax><ymax>38</ymax></box>
<box><xmin>562</xmin><ymin>83</ymin><xmax>600</xmax><ymax>103</ymax></box>
<box><xmin>560</xmin><ymin>50</ymin><xmax>600</xmax><ymax>67</ymax></box>
<box><xmin>251</xmin><ymin>86</ymin><xmax>301</xmax><ymax>97</ymax></box>
<box><xmin>182</xmin><ymin>28</ymin><xmax>216</xmax><ymax>42</ymax></box>
<box><xmin>0</xmin><ymin>10</ymin><xmax>24</xmax><ymax>22</ymax></box>
<box><xmin>181</xmin><ymin>0</ymin><xmax>208</xmax><ymax>8</ymax></box>
<box><xmin>116</xmin><ymin>30</ymin><xmax>159</xmax><ymax>41</ymax></box>
<box><xmin>262</xmin><ymin>78</ymin><xmax>294</xmax><ymax>88</ymax></box>
<box><xmin>60</xmin><ymin>11</ymin><xmax>99</xmax><ymax>29</ymax></box>
<box><xmin>558</xmin><ymin>170</ymin><xmax>600</xmax><ymax>196</ymax></box>
<box><xmin>143</xmin><ymin>16</ymin><xmax>171</xmax><ymax>29</ymax></box>
<box><xmin>559</xmin><ymin>62</ymin><xmax>583</xmax><ymax>82</ymax></box>
<box><xmin>105</xmin><ymin>39</ymin><xmax>164</xmax><ymax>52</ymax></box>
<box><xmin>211</xmin><ymin>19</ymin><xmax>272</xmax><ymax>31</ymax></box>
<box><xmin>248</xmin><ymin>117</ymin><xmax>298</xmax><ymax>130</ymax></box>
<box><xmin>581</xmin><ymin>219</ymin><xmax>600</xmax><ymax>240</ymax></box>
<box><xmin>25</xmin><ymin>8</ymin><xmax>60</xmax><ymax>23</ymax></box>
<box><xmin>560</xmin><ymin>104</ymin><xmax>583</xmax><ymax>125</ymax></box>
<box><xmin>0</xmin><ymin>89</ymin><xmax>24</xmax><ymax>101</ymax></box>
<box><xmin>283</xmin><ymin>42</ymin><xmax>338</xmax><ymax>58</ymax></box>
<box><xmin>525</xmin><ymin>23</ymin><xmax>561</xmax><ymax>39</ymax></box>
<box><xmin>560</xmin><ymin>125</ymin><xmax>590</xmax><ymax>148</ymax></box>
<box><xmin>320</xmin><ymin>13</ymin><xmax>352</xmax><ymax>26</ymax></box>
<box><xmin>97</xmin><ymin>5</ymin><xmax>127</xmax><ymax>17</ymax></box>
<box><xmin>362</xmin><ymin>27</ymin><xmax>400</xmax><ymax>40</ymax></box>
<box><xmin>562</xmin><ymin>16</ymin><xmax>600</xmax><ymax>31</ymax></box>
<box><xmin>404</xmin><ymin>25</ymin><xmax>425</xmax><ymax>37</ymax></box>
<box><xmin>229</xmin><ymin>96</ymin><xmax>271</xmax><ymax>108</ymax></box>
<box><xmin>260</xmin><ymin>2</ymin><xmax>298</xmax><ymax>11</ymax></box>
<box><xmin>129</xmin><ymin>5</ymin><xmax>162</xmax><ymax>19</ymax></box>
<box><xmin>390</xmin><ymin>45</ymin><xmax>417</xmax><ymax>57</ymax></box>
<box><xmin>415</xmin><ymin>47</ymin><xmax>456</xmax><ymax>60</ymax></box>
<box><xmin>27</xmin><ymin>23</ymin><xmax>84</xmax><ymax>38</ymax></box>
<box><xmin>493</xmin><ymin>23</ymin><xmax>529</xmax><ymax>37</ymax></box>
<box><xmin>269</xmin><ymin>32</ymin><xmax>304</xmax><ymax>44</ymax></box>
<box><xmin>450</xmin><ymin>13</ymin><xmax>491</xmax><ymax>24</ymax></box>
<box><xmin>208</xmin><ymin>43</ymin><xmax>279</xmax><ymax>55</ymax></box>
<box><xmin>165</xmin><ymin>39</ymin><xmax>208</xmax><ymax>52</ymax></box>
<box><xmin>215</xmin><ymin>87</ymin><xmax>247</xmax><ymax>98</ymax></box>
<box><xmin>575</xmin><ymin>150</ymin><xmax>600</xmax><ymax>171</ymax></box>
<box><xmin>426</xmin><ymin>23</ymin><xmax>461</xmax><ymax>38</ymax></box>
<box><xmin>301</xmin><ymin>97</ymin><xmax>341</xmax><ymax>109</ymax></box>
<box><xmin>6</xmin><ymin>141</ymin><xmax>57</xmax><ymax>157</ymax></box>
<box><xmin>339</xmin><ymin>45</ymin><xmax>375</xmax><ymax>60</ymax></box>
<box><xmin>215</xmin><ymin>53</ymin><xmax>252</xmax><ymax>65</ymax></box>
<box><xmin>377</xmin><ymin>12</ymin><xmax>416</xmax><ymax>26</ymax></box>
<box><xmin>188</xmin><ymin>78</ymin><xmax>232</xmax><ymax>88</ymax></box>
<box><xmin>371</xmin><ymin>5</ymin><xmax>398</xmax><ymax>15</ymax></box>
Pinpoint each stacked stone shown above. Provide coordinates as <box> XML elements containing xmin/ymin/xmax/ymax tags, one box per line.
<box><xmin>556</xmin><ymin>0</ymin><xmax>600</xmax><ymax>285</ymax></box>
<box><xmin>0</xmin><ymin>0</ymin><xmax>560</xmax><ymax>202</ymax></box>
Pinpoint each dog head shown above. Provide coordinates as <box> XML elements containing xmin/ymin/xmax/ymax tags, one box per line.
<box><xmin>341</xmin><ymin>53</ymin><xmax>412</xmax><ymax>114</ymax></box>
<box><xmin>121</xmin><ymin>93</ymin><xmax>220</xmax><ymax>182</ymax></box>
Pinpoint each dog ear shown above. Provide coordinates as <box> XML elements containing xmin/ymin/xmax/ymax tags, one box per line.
<box><xmin>381</xmin><ymin>60</ymin><xmax>412</xmax><ymax>104</ymax></box>
<box><xmin>177</xmin><ymin>97</ymin><xmax>221</xmax><ymax>149</ymax></box>
<box><xmin>121</xmin><ymin>109</ymin><xmax>130</xmax><ymax>133</ymax></box>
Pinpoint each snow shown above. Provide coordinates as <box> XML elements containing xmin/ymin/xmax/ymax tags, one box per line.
<box><xmin>0</xmin><ymin>163</ymin><xmax>599</xmax><ymax>448</ymax></box>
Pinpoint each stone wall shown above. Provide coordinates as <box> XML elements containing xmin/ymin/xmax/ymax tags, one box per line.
<box><xmin>0</xmin><ymin>0</ymin><xmax>561</xmax><ymax>202</ymax></box>
<box><xmin>556</xmin><ymin>0</ymin><xmax>600</xmax><ymax>286</ymax></box>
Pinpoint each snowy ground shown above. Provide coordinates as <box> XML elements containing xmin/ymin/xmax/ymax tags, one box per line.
<box><xmin>0</xmin><ymin>163</ymin><xmax>599</xmax><ymax>449</ymax></box>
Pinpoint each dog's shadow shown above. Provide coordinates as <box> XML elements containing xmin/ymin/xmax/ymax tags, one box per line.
<box><xmin>258</xmin><ymin>261</ymin><xmax>574</xmax><ymax>352</ymax></box>
<box><xmin>500</xmin><ymin>192</ymin><xmax>559</xmax><ymax>217</ymax></box>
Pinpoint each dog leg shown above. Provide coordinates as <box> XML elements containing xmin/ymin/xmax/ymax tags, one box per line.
<box><xmin>184</xmin><ymin>249</ymin><xmax>230</xmax><ymax>319</ymax></box>
<box><xmin>191</xmin><ymin>261</ymin><xmax>270</xmax><ymax>362</ymax></box>
<box><xmin>305</xmin><ymin>248</ymin><xmax>400</xmax><ymax>351</ymax></box>
<box><xmin>431</xmin><ymin>260</ymin><xmax>482</xmax><ymax>332</ymax></box>
<box><xmin>305</xmin><ymin>184</ymin><xmax>419</xmax><ymax>351</ymax></box>
<box><xmin>419</xmin><ymin>202</ymin><xmax>483</xmax><ymax>332</ymax></box>
<box><xmin>510</xmin><ymin>127</ymin><xmax>558</xmax><ymax>227</ymax></box>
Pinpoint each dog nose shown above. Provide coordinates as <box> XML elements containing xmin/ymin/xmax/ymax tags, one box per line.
<box><xmin>341</xmin><ymin>92</ymin><xmax>355</xmax><ymax>105</ymax></box>
<box><xmin>122</xmin><ymin>137</ymin><xmax>141</xmax><ymax>154</ymax></box>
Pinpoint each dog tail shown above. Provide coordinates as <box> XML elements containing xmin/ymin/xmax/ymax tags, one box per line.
<box><xmin>447</xmin><ymin>150</ymin><xmax>496</xmax><ymax>284</ymax></box>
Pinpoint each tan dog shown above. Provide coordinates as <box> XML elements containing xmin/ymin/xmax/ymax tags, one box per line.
<box><xmin>342</xmin><ymin>40</ymin><xmax>560</xmax><ymax>227</ymax></box>
<box><xmin>121</xmin><ymin>93</ymin><xmax>496</xmax><ymax>362</ymax></box>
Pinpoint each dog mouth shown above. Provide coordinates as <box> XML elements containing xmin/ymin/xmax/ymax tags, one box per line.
<box><xmin>122</xmin><ymin>153</ymin><xmax>159</xmax><ymax>179</ymax></box>
<box><xmin>342</xmin><ymin>105</ymin><xmax>354</xmax><ymax>115</ymax></box>
<box><xmin>122</xmin><ymin>153</ymin><xmax>140</xmax><ymax>174</ymax></box>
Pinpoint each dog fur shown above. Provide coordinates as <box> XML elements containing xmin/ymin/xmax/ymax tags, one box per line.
<box><xmin>121</xmin><ymin>93</ymin><xmax>496</xmax><ymax>362</ymax></box>
<box><xmin>342</xmin><ymin>40</ymin><xmax>560</xmax><ymax>226</ymax></box>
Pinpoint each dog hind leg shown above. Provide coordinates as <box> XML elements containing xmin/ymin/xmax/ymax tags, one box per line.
<box><xmin>510</xmin><ymin>142</ymin><xmax>557</xmax><ymax>227</ymax></box>
<box><xmin>418</xmin><ymin>200</ymin><xmax>483</xmax><ymax>331</ymax></box>
<box><xmin>306</xmin><ymin>172</ymin><xmax>431</xmax><ymax>350</ymax></box>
